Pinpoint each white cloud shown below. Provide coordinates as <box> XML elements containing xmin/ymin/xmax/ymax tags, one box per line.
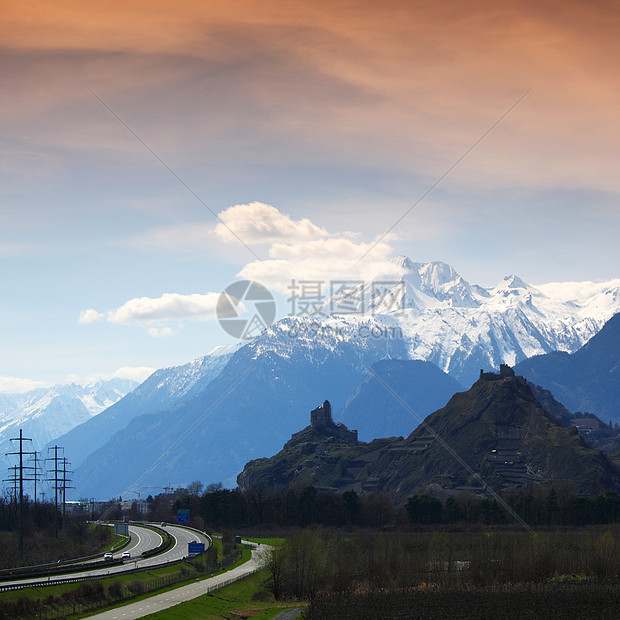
<box><xmin>128</xmin><ymin>202</ymin><xmax>330</xmax><ymax>255</ymax></box>
<box><xmin>148</xmin><ymin>327</ymin><xmax>176</xmax><ymax>338</ymax></box>
<box><xmin>78</xmin><ymin>308</ymin><xmax>105</xmax><ymax>324</ymax></box>
<box><xmin>83</xmin><ymin>203</ymin><xmax>400</xmax><ymax>330</ymax></box>
<box><xmin>214</xmin><ymin>202</ymin><xmax>330</xmax><ymax>245</ymax></box>
<box><xmin>107</xmin><ymin>292</ymin><xmax>222</xmax><ymax>324</ymax></box>
<box><xmin>110</xmin><ymin>366</ymin><xmax>156</xmax><ymax>382</ymax></box>
<box><xmin>232</xmin><ymin>206</ymin><xmax>400</xmax><ymax>293</ymax></box>
<box><xmin>66</xmin><ymin>366</ymin><xmax>156</xmax><ymax>385</ymax></box>
<box><xmin>80</xmin><ymin>291</ymin><xmax>245</xmax><ymax>331</ymax></box>
<box><xmin>0</xmin><ymin>376</ymin><xmax>51</xmax><ymax>394</ymax></box>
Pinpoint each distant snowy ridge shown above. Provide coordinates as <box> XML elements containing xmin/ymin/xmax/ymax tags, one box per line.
<box><xmin>0</xmin><ymin>378</ymin><xmax>138</xmax><ymax>451</ymax></box>
<box><xmin>47</xmin><ymin>345</ymin><xmax>239</xmax><ymax>469</ymax></box>
<box><xmin>153</xmin><ymin>343</ymin><xmax>241</xmax><ymax>400</ymax></box>
<box><xmin>68</xmin><ymin>259</ymin><xmax>620</xmax><ymax>498</ymax></box>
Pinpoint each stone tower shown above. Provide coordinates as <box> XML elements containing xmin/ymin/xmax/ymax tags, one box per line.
<box><xmin>310</xmin><ymin>400</ymin><xmax>333</xmax><ymax>429</ymax></box>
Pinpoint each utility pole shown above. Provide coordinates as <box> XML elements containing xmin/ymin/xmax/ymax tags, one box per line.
<box><xmin>6</xmin><ymin>429</ymin><xmax>35</xmax><ymax>553</ymax></box>
<box><xmin>3</xmin><ymin>465</ymin><xmax>19</xmax><ymax>502</ymax></box>
<box><xmin>60</xmin><ymin>457</ymin><xmax>74</xmax><ymax>530</ymax></box>
<box><xmin>29</xmin><ymin>451</ymin><xmax>43</xmax><ymax>505</ymax></box>
<box><xmin>46</xmin><ymin>446</ymin><xmax>64</xmax><ymax>539</ymax></box>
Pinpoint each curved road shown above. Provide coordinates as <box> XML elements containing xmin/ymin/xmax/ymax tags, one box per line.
<box><xmin>117</xmin><ymin>524</ymin><xmax>163</xmax><ymax>560</ymax></box>
<box><xmin>0</xmin><ymin>523</ymin><xmax>211</xmax><ymax>589</ymax></box>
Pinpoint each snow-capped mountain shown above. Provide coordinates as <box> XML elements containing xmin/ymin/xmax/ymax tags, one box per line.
<box><xmin>50</xmin><ymin>344</ymin><xmax>239</xmax><ymax>468</ymax></box>
<box><xmin>0</xmin><ymin>378</ymin><xmax>138</xmax><ymax>453</ymax></box>
<box><xmin>61</xmin><ymin>257</ymin><xmax>620</xmax><ymax>498</ymax></box>
<box><xmin>72</xmin><ymin>318</ymin><xmax>409</xmax><ymax>498</ymax></box>
<box><xmin>325</xmin><ymin>257</ymin><xmax>620</xmax><ymax>384</ymax></box>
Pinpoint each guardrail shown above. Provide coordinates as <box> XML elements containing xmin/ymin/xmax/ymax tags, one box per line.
<box><xmin>0</xmin><ymin>547</ymin><xmax>247</xmax><ymax>595</ymax></box>
<box><xmin>202</xmin><ymin>565</ymin><xmax>262</xmax><ymax>594</ymax></box>
<box><xmin>0</xmin><ymin>524</ymin><xmax>224</xmax><ymax>591</ymax></box>
<box><xmin>1</xmin><ymin>549</ymin><xmax>259</xmax><ymax>619</ymax></box>
<box><xmin>173</xmin><ymin>523</ymin><xmax>214</xmax><ymax>550</ymax></box>
<box><xmin>0</xmin><ymin>555</ymin><xmax>186</xmax><ymax>593</ymax></box>
<box><xmin>0</xmin><ymin>523</ymin><xmax>163</xmax><ymax>586</ymax></box>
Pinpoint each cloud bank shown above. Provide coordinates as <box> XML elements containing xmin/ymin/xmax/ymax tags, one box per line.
<box><xmin>0</xmin><ymin>376</ymin><xmax>52</xmax><ymax>394</ymax></box>
<box><xmin>80</xmin><ymin>291</ymin><xmax>245</xmax><ymax>334</ymax></box>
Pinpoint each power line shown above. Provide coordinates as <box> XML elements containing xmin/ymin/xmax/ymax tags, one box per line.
<box><xmin>6</xmin><ymin>430</ymin><xmax>36</xmax><ymax>552</ymax></box>
<box><xmin>46</xmin><ymin>446</ymin><xmax>66</xmax><ymax>538</ymax></box>
<box><xmin>59</xmin><ymin>457</ymin><xmax>74</xmax><ymax>530</ymax></box>
<box><xmin>28</xmin><ymin>451</ymin><xmax>44</xmax><ymax>505</ymax></box>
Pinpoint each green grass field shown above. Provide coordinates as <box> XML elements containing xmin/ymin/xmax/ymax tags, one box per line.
<box><xmin>245</xmin><ymin>537</ymin><xmax>286</xmax><ymax>547</ymax></box>
<box><xmin>141</xmin><ymin>570</ymin><xmax>306</xmax><ymax>620</ymax></box>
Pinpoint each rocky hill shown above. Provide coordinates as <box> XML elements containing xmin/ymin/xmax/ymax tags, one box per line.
<box><xmin>238</xmin><ymin>367</ymin><xmax>620</xmax><ymax>502</ymax></box>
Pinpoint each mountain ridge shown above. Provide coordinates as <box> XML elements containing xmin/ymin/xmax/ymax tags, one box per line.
<box><xmin>48</xmin><ymin>259</ymin><xmax>620</xmax><ymax>498</ymax></box>
<box><xmin>324</xmin><ymin>257</ymin><xmax>620</xmax><ymax>385</ymax></box>
<box><xmin>0</xmin><ymin>378</ymin><xmax>138</xmax><ymax>454</ymax></box>
<box><xmin>238</xmin><ymin>367</ymin><xmax>620</xmax><ymax>502</ymax></box>
<box><xmin>47</xmin><ymin>347</ymin><xmax>236</xmax><ymax>468</ymax></box>
<box><xmin>515</xmin><ymin>312</ymin><xmax>620</xmax><ymax>423</ymax></box>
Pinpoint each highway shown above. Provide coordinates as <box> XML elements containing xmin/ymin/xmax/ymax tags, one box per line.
<box><xmin>115</xmin><ymin>523</ymin><xmax>163</xmax><ymax>560</ymax></box>
<box><xmin>0</xmin><ymin>523</ymin><xmax>212</xmax><ymax>589</ymax></box>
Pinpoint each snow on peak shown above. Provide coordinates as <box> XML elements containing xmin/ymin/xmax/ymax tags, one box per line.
<box><xmin>501</xmin><ymin>275</ymin><xmax>528</xmax><ymax>289</ymax></box>
<box><xmin>418</xmin><ymin>261</ymin><xmax>461</xmax><ymax>289</ymax></box>
<box><xmin>310</xmin><ymin>256</ymin><xmax>620</xmax><ymax>383</ymax></box>
<box><xmin>328</xmin><ymin>258</ymin><xmax>480</xmax><ymax>314</ymax></box>
<box><xmin>0</xmin><ymin>378</ymin><xmax>138</xmax><ymax>451</ymax></box>
<box><xmin>390</xmin><ymin>255</ymin><xmax>416</xmax><ymax>271</ymax></box>
<box><xmin>391</xmin><ymin>257</ymin><xmax>462</xmax><ymax>290</ymax></box>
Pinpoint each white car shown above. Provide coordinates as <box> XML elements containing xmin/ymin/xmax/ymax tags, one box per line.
<box><xmin>103</xmin><ymin>552</ymin><xmax>113</xmax><ymax>560</ymax></box>
<box><xmin>121</xmin><ymin>551</ymin><xmax>131</xmax><ymax>559</ymax></box>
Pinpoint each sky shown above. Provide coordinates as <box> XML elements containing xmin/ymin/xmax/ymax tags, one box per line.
<box><xmin>1</xmin><ymin>0</ymin><xmax>619</xmax><ymax>390</ymax></box>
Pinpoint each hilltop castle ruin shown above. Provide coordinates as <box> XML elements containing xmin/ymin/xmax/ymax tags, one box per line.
<box><xmin>310</xmin><ymin>400</ymin><xmax>358</xmax><ymax>442</ymax></box>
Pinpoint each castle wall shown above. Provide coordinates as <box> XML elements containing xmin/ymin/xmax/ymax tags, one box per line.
<box><xmin>308</xmin><ymin>400</ymin><xmax>358</xmax><ymax>444</ymax></box>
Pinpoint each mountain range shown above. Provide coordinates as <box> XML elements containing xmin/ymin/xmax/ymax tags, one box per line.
<box><xmin>30</xmin><ymin>258</ymin><xmax>620</xmax><ymax>499</ymax></box>
<box><xmin>515</xmin><ymin>312</ymin><xmax>620</xmax><ymax>424</ymax></box>
<box><xmin>49</xmin><ymin>346</ymin><xmax>237</xmax><ymax>469</ymax></box>
<box><xmin>0</xmin><ymin>378</ymin><xmax>137</xmax><ymax>458</ymax></box>
<box><xmin>71</xmin><ymin>319</ymin><xmax>409</xmax><ymax>498</ymax></box>
<box><xmin>355</xmin><ymin>257</ymin><xmax>620</xmax><ymax>386</ymax></box>
<box><xmin>238</xmin><ymin>368</ymin><xmax>620</xmax><ymax>501</ymax></box>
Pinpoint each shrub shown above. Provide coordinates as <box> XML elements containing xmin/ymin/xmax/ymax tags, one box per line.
<box><xmin>108</xmin><ymin>581</ymin><xmax>123</xmax><ymax>599</ymax></box>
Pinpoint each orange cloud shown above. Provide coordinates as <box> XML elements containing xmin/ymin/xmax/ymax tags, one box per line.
<box><xmin>2</xmin><ymin>0</ymin><xmax>620</xmax><ymax>194</ymax></box>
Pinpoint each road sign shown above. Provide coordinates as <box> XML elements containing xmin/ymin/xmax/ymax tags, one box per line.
<box><xmin>188</xmin><ymin>542</ymin><xmax>205</xmax><ymax>555</ymax></box>
<box><xmin>114</xmin><ymin>523</ymin><xmax>129</xmax><ymax>535</ymax></box>
<box><xmin>177</xmin><ymin>509</ymin><xmax>190</xmax><ymax>523</ymax></box>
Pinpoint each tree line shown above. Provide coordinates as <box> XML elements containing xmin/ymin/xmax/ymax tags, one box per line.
<box><xmin>262</xmin><ymin>527</ymin><xmax>620</xmax><ymax>608</ymax></box>
<box><xmin>163</xmin><ymin>481</ymin><xmax>620</xmax><ymax>531</ymax></box>
<box><xmin>0</xmin><ymin>495</ymin><xmax>112</xmax><ymax>568</ymax></box>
